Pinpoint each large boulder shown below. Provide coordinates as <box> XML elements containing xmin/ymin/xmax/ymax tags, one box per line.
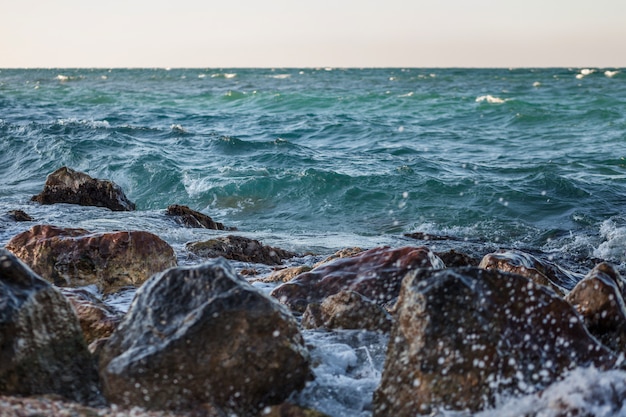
<box><xmin>271</xmin><ymin>246</ymin><xmax>445</xmax><ymax>313</ymax></box>
<box><xmin>6</xmin><ymin>225</ymin><xmax>177</xmax><ymax>294</ymax></box>
<box><xmin>186</xmin><ymin>235</ymin><xmax>296</xmax><ymax>266</ymax></box>
<box><xmin>0</xmin><ymin>249</ymin><xmax>102</xmax><ymax>404</ymax></box>
<box><xmin>98</xmin><ymin>259</ymin><xmax>311</xmax><ymax>414</ymax></box>
<box><xmin>166</xmin><ymin>204</ymin><xmax>230</xmax><ymax>230</ymax></box>
<box><xmin>565</xmin><ymin>262</ymin><xmax>626</xmax><ymax>353</ymax></box>
<box><xmin>373</xmin><ymin>267</ymin><xmax>616</xmax><ymax>416</ymax></box>
<box><xmin>479</xmin><ymin>249</ymin><xmax>582</xmax><ymax>295</ymax></box>
<box><xmin>31</xmin><ymin>166</ymin><xmax>135</xmax><ymax>211</ymax></box>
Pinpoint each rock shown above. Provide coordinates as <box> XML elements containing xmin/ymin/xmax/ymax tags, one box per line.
<box><xmin>404</xmin><ymin>231</ymin><xmax>464</xmax><ymax>241</ymax></box>
<box><xmin>314</xmin><ymin>247</ymin><xmax>365</xmax><ymax>267</ymax></box>
<box><xmin>271</xmin><ymin>246</ymin><xmax>445</xmax><ymax>313</ymax></box>
<box><xmin>186</xmin><ymin>235</ymin><xmax>296</xmax><ymax>266</ymax></box>
<box><xmin>262</xmin><ymin>266</ymin><xmax>313</xmax><ymax>283</ymax></box>
<box><xmin>565</xmin><ymin>262</ymin><xmax>626</xmax><ymax>353</ymax></box>
<box><xmin>98</xmin><ymin>258</ymin><xmax>311</xmax><ymax>414</ymax></box>
<box><xmin>7</xmin><ymin>209</ymin><xmax>33</xmax><ymax>221</ymax></box>
<box><xmin>0</xmin><ymin>249</ymin><xmax>103</xmax><ymax>405</ymax></box>
<box><xmin>479</xmin><ymin>249</ymin><xmax>582</xmax><ymax>295</ymax></box>
<box><xmin>373</xmin><ymin>267</ymin><xmax>616</xmax><ymax>416</ymax></box>
<box><xmin>31</xmin><ymin>166</ymin><xmax>135</xmax><ymax>211</ymax></box>
<box><xmin>166</xmin><ymin>204</ymin><xmax>231</xmax><ymax>230</ymax></box>
<box><xmin>302</xmin><ymin>290</ymin><xmax>393</xmax><ymax>332</ymax></box>
<box><xmin>60</xmin><ymin>287</ymin><xmax>123</xmax><ymax>344</ymax></box>
<box><xmin>6</xmin><ymin>224</ymin><xmax>177</xmax><ymax>294</ymax></box>
<box><xmin>435</xmin><ymin>249</ymin><xmax>480</xmax><ymax>267</ymax></box>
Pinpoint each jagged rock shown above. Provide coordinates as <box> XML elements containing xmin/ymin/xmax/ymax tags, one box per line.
<box><xmin>479</xmin><ymin>249</ymin><xmax>582</xmax><ymax>295</ymax></box>
<box><xmin>565</xmin><ymin>262</ymin><xmax>626</xmax><ymax>353</ymax></box>
<box><xmin>262</xmin><ymin>266</ymin><xmax>313</xmax><ymax>283</ymax></box>
<box><xmin>7</xmin><ymin>210</ymin><xmax>33</xmax><ymax>221</ymax></box>
<box><xmin>31</xmin><ymin>166</ymin><xmax>135</xmax><ymax>211</ymax></box>
<box><xmin>302</xmin><ymin>290</ymin><xmax>393</xmax><ymax>332</ymax></box>
<box><xmin>271</xmin><ymin>246</ymin><xmax>445</xmax><ymax>313</ymax></box>
<box><xmin>314</xmin><ymin>247</ymin><xmax>364</xmax><ymax>267</ymax></box>
<box><xmin>98</xmin><ymin>259</ymin><xmax>310</xmax><ymax>414</ymax></box>
<box><xmin>60</xmin><ymin>287</ymin><xmax>123</xmax><ymax>344</ymax></box>
<box><xmin>0</xmin><ymin>249</ymin><xmax>103</xmax><ymax>405</ymax></box>
<box><xmin>186</xmin><ymin>235</ymin><xmax>296</xmax><ymax>266</ymax></box>
<box><xmin>6</xmin><ymin>224</ymin><xmax>177</xmax><ymax>294</ymax></box>
<box><xmin>435</xmin><ymin>249</ymin><xmax>481</xmax><ymax>267</ymax></box>
<box><xmin>373</xmin><ymin>267</ymin><xmax>616</xmax><ymax>416</ymax></box>
<box><xmin>166</xmin><ymin>204</ymin><xmax>230</xmax><ymax>230</ymax></box>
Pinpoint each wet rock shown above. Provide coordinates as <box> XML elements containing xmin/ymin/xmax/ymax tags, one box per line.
<box><xmin>186</xmin><ymin>235</ymin><xmax>296</xmax><ymax>266</ymax></box>
<box><xmin>7</xmin><ymin>209</ymin><xmax>33</xmax><ymax>221</ymax></box>
<box><xmin>302</xmin><ymin>290</ymin><xmax>393</xmax><ymax>332</ymax></box>
<box><xmin>479</xmin><ymin>249</ymin><xmax>582</xmax><ymax>295</ymax></box>
<box><xmin>373</xmin><ymin>267</ymin><xmax>616</xmax><ymax>416</ymax></box>
<box><xmin>60</xmin><ymin>287</ymin><xmax>123</xmax><ymax>344</ymax></box>
<box><xmin>271</xmin><ymin>246</ymin><xmax>444</xmax><ymax>313</ymax></box>
<box><xmin>314</xmin><ymin>247</ymin><xmax>365</xmax><ymax>267</ymax></box>
<box><xmin>0</xmin><ymin>249</ymin><xmax>103</xmax><ymax>405</ymax></box>
<box><xmin>435</xmin><ymin>249</ymin><xmax>481</xmax><ymax>267</ymax></box>
<box><xmin>31</xmin><ymin>166</ymin><xmax>135</xmax><ymax>211</ymax></box>
<box><xmin>404</xmin><ymin>231</ymin><xmax>464</xmax><ymax>241</ymax></box>
<box><xmin>166</xmin><ymin>204</ymin><xmax>231</xmax><ymax>230</ymax></box>
<box><xmin>263</xmin><ymin>266</ymin><xmax>313</xmax><ymax>283</ymax></box>
<box><xmin>6</xmin><ymin>224</ymin><xmax>177</xmax><ymax>294</ymax></box>
<box><xmin>98</xmin><ymin>258</ymin><xmax>310</xmax><ymax>414</ymax></box>
<box><xmin>565</xmin><ymin>262</ymin><xmax>626</xmax><ymax>353</ymax></box>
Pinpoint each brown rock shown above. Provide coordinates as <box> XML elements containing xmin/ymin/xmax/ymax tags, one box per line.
<box><xmin>6</xmin><ymin>224</ymin><xmax>177</xmax><ymax>294</ymax></box>
<box><xmin>60</xmin><ymin>287</ymin><xmax>123</xmax><ymax>344</ymax></box>
<box><xmin>98</xmin><ymin>258</ymin><xmax>310</xmax><ymax>414</ymax></box>
<box><xmin>166</xmin><ymin>204</ymin><xmax>230</xmax><ymax>230</ymax></box>
<box><xmin>186</xmin><ymin>235</ymin><xmax>296</xmax><ymax>266</ymax></box>
<box><xmin>7</xmin><ymin>209</ymin><xmax>33</xmax><ymax>221</ymax></box>
<box><xmin>302</xmin><ymin>290</ymin><xmax>393</xmax><ymax>332</ymax></box>
<box><xmin>435</xmin><ymin>249</ymin><xmax>480</xmax><ymax>267</ymax></box>
<box><xmin>565</xmin><ymin>262</ymin><xmax>626</xmax><ymax>353</ymax></box>
<box><xmin>0</xmin><ymin>249</ymin><xmax>103</xmax><ymax>405</ymax></box>
<box><xmin>263</xmin><ymin>266</ymin><xmax>313</xmax><ymax>283</ymax></box>
<box><xmin>479</xmin><ymin>249</ymin><xmax>582</xmax><ymax>295</ymax></box>
<box><xmin>314</xmin><ymin>247</ymin><xmax>365</xmax><ymax>267</ymax></box>
<box><xmin>373</xmin><ymin>267</ymin><xmax>616</xmax><ymax>416</ymax></box>
<box><xmin>31</xmin><ymin>166</ymin><xmax>135</xmax><ymax>211</ymax></box>
<box><xmin>270</xmin><ymin>246</ymin><xmax>445</xmax><ymax>313</ymax></box>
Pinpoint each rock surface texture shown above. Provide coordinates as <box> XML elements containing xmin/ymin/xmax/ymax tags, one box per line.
<box><xmin>166</xmin><ymin>204</ymin><xmax>229</xmax><ymax>230</ymax></box>
<box><xmin>0</xmin><ymin>249</ymin><xmax>102</xmax><ymax>404</ymax></box>
<box><xmin>6</xmin><ymin>224</ymin><xmax>177</xmax><ymax>294</ymax></box>
<box><xmin>373</xmin><ymin>267</ymin><xmax>616</xmax><ymax>416</ymax></box>
<box><xmin>271</xmin><ymin>246</ymin><xmax>445</xmax><ymax>312</ymax></box>
<box><xmin>60</xmin><ymin>287</ymin><xmax>123</xmax><ymax>344</ymax></box>
<box><xmin>186</xmin><ymin>235</ymin><xmax>296</xmax><ymax>265</ymax></box>
<box><xmin>98</xmin><ymin>258</ymin><xmax>310</xmax><ymax>414</ymax></box>
<box><xmin>31</xmin><ymin>166</ymin><xmax>135</xmax><ymax>211</ymax></box>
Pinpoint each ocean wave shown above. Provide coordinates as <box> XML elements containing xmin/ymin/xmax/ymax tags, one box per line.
<box><xmin>605</xmin><ymin>70</ymin><xmax>620</xmax><ymax>78</ymax></box>
<box><xmin>476</xmin><ymin>95</ymin><xmax>508</xmax><ymax>104</ymax></box>
<box><xmin>593</xmin><ymin>217</ymin><xmax>626</xmax><ymax>263</ymax></box>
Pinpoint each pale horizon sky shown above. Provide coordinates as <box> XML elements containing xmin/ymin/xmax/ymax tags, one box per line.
<box><xmin>2</xmin><ymin>0</ymin><xmax>625</xmax><ymax>68</ymax></box>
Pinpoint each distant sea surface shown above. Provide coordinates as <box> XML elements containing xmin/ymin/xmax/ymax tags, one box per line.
<box><xmin>1</xmin><ymin>68</ymin><xmax>626</xmax><ymax>416</ymax></box>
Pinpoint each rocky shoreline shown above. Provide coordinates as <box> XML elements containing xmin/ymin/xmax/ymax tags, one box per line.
<box><xmin>2</xmin><ymin>168</ymin><xmax>626</xmax><ymax>416</ymax></box>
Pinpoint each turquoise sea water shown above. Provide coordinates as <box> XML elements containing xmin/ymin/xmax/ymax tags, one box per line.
<box><xmin>1</xmin><ymin>68</ymin><xmax>625</xmax><ymax>266</ymax></box>
<box><xmin>1</xmin><ymin>68</ymin><xmax>626</xmax><ymax>416</ymax></box>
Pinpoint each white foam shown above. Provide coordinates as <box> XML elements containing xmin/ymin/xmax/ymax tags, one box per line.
<box><xmin>593</xmin><ymin>218</ymin><xmax>626</xmax><ymax>263</ymax></box>
<box><xmin>605</xmin><ymin>70</ymin><xmax>620</xmax><ymax>78</ymax></box>
<box><xmin>270</xmin><ymin>74</ymin><xmax>291</xmax><ymax>79</ymax></box>
<box><xmin>55</xmin><ymin>74</ymin><xmax>69</xmax><ymax>82</ymax></box>
<box><xmin>476</xmin><ymin>95</ymin><xmax>507</xmax><ymax>104</ymax></box>
<box><xmin>56</xmin><ymin>118</ymin><xmax>111</xmax><ymax>129</ymax></box>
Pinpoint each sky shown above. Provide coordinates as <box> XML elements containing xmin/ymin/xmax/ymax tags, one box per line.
<box><xmin>2</xmin><ymin>0</ymin><xmax>625</xmax><ymax>68</ymax></box>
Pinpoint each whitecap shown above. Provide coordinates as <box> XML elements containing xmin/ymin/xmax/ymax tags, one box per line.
<box><xmin>532</xmin><ymin>81</ymin><xmax>541</xmax><ymax>87</ymax></box>
<box><xmin>476</xmin><ymin>95</ymin><xmax>507</xmax><ymax>104</ymax></box>
<box><xmin>224</xmin><ymin>73</ymin><xmax>237</xmax><ymax>79</ymax></box>
<box><xmin>56</xmin><ymin>118</ymin><xmax>111</xmax><ymax>129</ymax></box>
<box><xmin>605</xmin><ymin>70</ymin><xmax>620</xmax><ymax>78</ymax></box>
<box><xmin>55</xmin><ymin>74</ymin><xmax>69</xmax><ymax>82</ymax></box>
<box><xmin>593</xmin><ymin>218</ymin><xmax>626</xmax><ymax>263</ymax></box>
<box><xmin>580</xmin><ymin>68</ymin><xmax>595</xmax><ymax>76</ymax></box>
<box><xmin>270</xmin><ymin>74</ymin><xmax>291</xmax><ymax>79</ymax></box>
<box><xmin>170</xmin><ymin>124</ymin><xmax>186</xmax><ymax>132</ymax></box>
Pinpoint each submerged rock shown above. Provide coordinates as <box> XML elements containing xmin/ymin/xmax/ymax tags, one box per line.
<box><xmin>373</xmin><ymin>267</ymin><xmax>616</xmax><ymax>416</ymax></box>
<box><xmin>166</xmin><ymin>204</ymin><xmax>230</xmax><ymax>230</ymax></box>
<box><xmin>565</xmin><ymin>262</ymin><xmax>626</xmax><ymax>353</ymax></box>
<box><xmin>6</xmin><ymin>224</ymin><xmax>177</xmax><ymax>294</ymax></box>
<box><xmin>186</xmin><ymin>235</ymin><xmax>296</xmax><ymax>266</ymax></box>
<box><xmin>0</xmin><ymin>249</ymin><xmax>103</xmax><ymax>405</ymax></box>
<box><xmin>271</xmin><ymin>246</ymin><xmax>445</xmax><ymax>313</ymax></box>
<box><xmin>31</xmin><ymin>166</ymin><xmax>135</xmax><ymax>211</ymax></box>
<box><xmin>302</xmin><ymin>290</ymin><xmax>393</xmax><ymax>332</ymax></box>
<box><xmin>60</xmin><ymin>287</ymin><xmax>123</xmax><ymax>344</ymax></box>
<box><xmin>99</xmin><ymin>259</ymin><xmax>310</xmax><ymax>414</ymax></box>
<box><xmin>7</xmin><ymin>209</ymin><xmax>33</xmax><ymax>222</ymax></box>
<box><xmin>479</xmin><ymin>249</ymin><xmax>582</xmax><ymax>295</ymax></box>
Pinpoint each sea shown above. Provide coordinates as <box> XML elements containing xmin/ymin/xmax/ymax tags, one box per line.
<box><xmin>1</xmin><ymin>68</ymin><xmax>625</xmax><ymax>416</ymax></box>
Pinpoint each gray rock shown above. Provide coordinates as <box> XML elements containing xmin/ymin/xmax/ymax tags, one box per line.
<box><xmin>98</xmin><ymin>258</ymin><xmax>310</xmax><ymax>414</ymax></box>
<box><xmin>0</xmin><ymin>249</ymin><xmax>103</xmax><ymax>405</ymax></box>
